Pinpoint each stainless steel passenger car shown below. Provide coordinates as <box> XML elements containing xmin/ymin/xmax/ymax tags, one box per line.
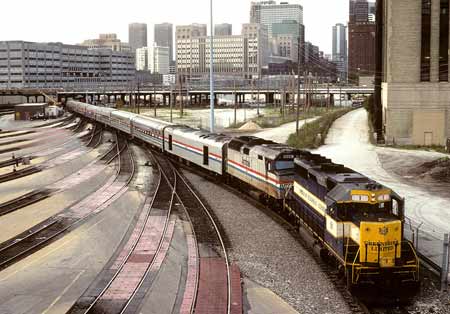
<box><xmin>227</xmin><ymin>136</ymin><xmax>301</xmax><ymax>199</ymax></box>
<box><xmin>164</xmin><ymin>125</ymin><xmax>231</xmax><ymax>175</ymax></box>
<box><xmin>95</xmin><ymin>107</ymin><xmax>115</xmax><ymax>125</ymax></box>
<box><xmin>110</xmin><ymin>110</ymin><xmax>135</xmax><ymax>135</ymax></box>
<box><xmin>131</xmin><ymin>115</ymin><xmax>173</xmax><ymax>149</ymax></box>
<box><xmin>67</xmin><ymin>101</ymin><xmax>87</xmax><ymax>116</ymax></box>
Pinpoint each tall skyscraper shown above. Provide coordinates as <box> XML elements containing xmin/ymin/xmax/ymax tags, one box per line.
<box><xmin>214</xmin><ymin>23</ymin><xmax>233</xmax><ymax>36</ymax></box>
<box><xmin>154</xmin><ymin>23</ymin><xmax>174</xmax><ymax>63</ymax></box>
<box><xmin>348</xmin><ymin>0</ymin><xmax>376</xmax><ymax>79</ymax></box>
<box><xmin>129</xmin><ymin>23</ymin><xmax>148</xmax><ymax>51</ymax></box>
<box><xmin>249</xmin><ymin>1</ymin><xmax>303</xmax><ymax>37</ymax></box>
<box><xmin>349</xmin><ymin>0</ymin><xmax>369</xmax><ymax>23</ymax></box>
<box><xmin>332</xmin><ymin>23</ymin><xmax>348</xmax><ymax>81</ymax></box>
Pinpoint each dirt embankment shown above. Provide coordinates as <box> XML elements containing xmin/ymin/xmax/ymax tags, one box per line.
<box><xmin>411</xmin><ymin>157</ymin><xmax>450</xmax><ymax>183</ymax></box>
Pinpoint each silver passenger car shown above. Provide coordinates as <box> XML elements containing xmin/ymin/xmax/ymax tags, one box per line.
<box><xmin>110</xmin><ymin>110</ymin><xmax>136</xmax><ymax>135</ymax></box>
<box><xmin>94</xmin><ymin>107</ymin><xmax>115</xmax><ymax>125</ymax></box>
<box><xmin>164</xmin><ymin>126</ymin><xmax>231</xmax><ymax>175</ymax></box>
<box><xmin>131</xmin><ymin>115</ymin><xmax>173</xmax><ymax>149</ymax></box>
<box><xmin>67</xmin><ymin>101</ymin><xmax>87</xmax><ymax>116</ymax></box>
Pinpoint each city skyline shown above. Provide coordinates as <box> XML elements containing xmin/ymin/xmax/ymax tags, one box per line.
<box><xmin>0</xmin><ymin>0</ymin><xmax>348</xmax><ymax>54</ymax></box>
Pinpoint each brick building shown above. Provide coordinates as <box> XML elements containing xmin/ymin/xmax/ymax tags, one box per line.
<box><xmin>348</xmin><ymin>0</ymin><xmax>376</xmax><ymax>79</ymax></box>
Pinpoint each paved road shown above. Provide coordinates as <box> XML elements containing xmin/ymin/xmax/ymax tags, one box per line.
<box><xmin>315</xmin><ymin>108</ymin><xmax>450</xmax><ymax>265</ymax></box>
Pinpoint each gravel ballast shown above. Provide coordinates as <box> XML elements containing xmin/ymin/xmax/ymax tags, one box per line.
<box><xmin>182</xmin><ymin>170</ymin><xmax>352</xmax><ymax>314</ymax></box>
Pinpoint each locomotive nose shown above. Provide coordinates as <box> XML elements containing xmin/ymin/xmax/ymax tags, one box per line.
<box><xmin>360</xmin><ymin>220</ymin><xmax>402</xmax><ymax>267</ymax></box>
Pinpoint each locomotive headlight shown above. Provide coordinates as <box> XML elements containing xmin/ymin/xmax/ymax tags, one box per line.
<box><xmin>352</xmin><ymin>195</ymin><xmax>369</xmax><ymax>202</ymax></box>
<box><xmin>377</xmin><ymin>194</ymin><xmax>390</xmax><ymax>202</ymax></box>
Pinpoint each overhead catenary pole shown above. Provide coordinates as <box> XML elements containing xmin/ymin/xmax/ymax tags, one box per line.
<box><xmin>209</xmin><ymin>0</ymin><xmax>215</xmax><ymax>133</ymax></box>
<box><xmin>296</xmin><ymin>37</ymin><xmax>302</xmax><ymax>135</ymax></box>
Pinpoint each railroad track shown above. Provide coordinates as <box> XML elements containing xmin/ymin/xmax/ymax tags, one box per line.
<box><xmin>172</xmin><ymin>159</ymin><xmax>365</xmax><ymax>314</ymax></box>
<box><xmin>0</xmin><ymin>156</ymin><xmax>34</xmax><ymax>169</ymax></box>
<box><xmin>70</xmin><ymin>149</ymin><xmax>176</xmax><ymax>314</ymax></box>
<box><xmin>86</xmin><ymin>125</ymin><xmax>103</xmax><ymax>148</ymax></box>
<box><xmin>173</xmin><ymin>165</ymin><xmax>235</xmax><ymax>314</ymax></box>
<box><xmin>0</xmin><ymin>188</ymin><xmax>55</xmax><ymax>217</ymax></box>
<box><xmin>0</xmin><ymin>165</ymin><xmax>42</xmax><ymax>183</ymax></box>
<box><xmin>100</xmin><ymin>132</ymin><xmax>120</xmax><ymax>164</ymax></box>
<box><xmin>0</xmin><ymin>135</ymin><xmax>135</xmax><ymax>272</ymax></box>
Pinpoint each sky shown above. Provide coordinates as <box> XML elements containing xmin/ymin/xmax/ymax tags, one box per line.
<box><xmin>0</xmin><ymin>0</ymin><xmax>348</xmax><ymax>54</ymax></box>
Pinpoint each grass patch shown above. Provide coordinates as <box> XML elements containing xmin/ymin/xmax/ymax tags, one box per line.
<box><xmin>228</xmin><ymin>106</ymin><xmax>338</xmax><ymax>129</ymax></box>
<box><xmin>254</xmin><ymin>107</ymin><xmax>325</xmax><ymax>128</ymax></box>
<box><xmin>287</xmin><ymin>108</ymin><xmax>354</xmax><ymax>149</ymax></box>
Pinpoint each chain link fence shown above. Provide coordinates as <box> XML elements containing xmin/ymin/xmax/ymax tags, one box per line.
<box><xmin>404</xmin><ymin>216</ymin><xmax>449</xmax><ymax>290</ymax></box>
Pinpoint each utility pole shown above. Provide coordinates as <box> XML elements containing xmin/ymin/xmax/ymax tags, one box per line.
<box><xmin>327</xmin><ymin>78</ymin><xmax>330</xmax><ymax>109</ymax></box>
<box><xmin>296</xmin><ymin>37</ymin><xmax>302</xmax><ymax>135</ymax></box>
<box><xmin>137</xmin><ymin>81</ymin><xmax>140</xmax><ymax>114</ymax></box>
<box><xmin>153</xmin><ymin>84</ymin><xmax>157</xmax><ymax>117</ymax></box>
<box><xmin>179</xmin><ymin>74</ymin><xmax>184</xmax><ymax>118</ymax></box>
<box><xmin>233</xmin><ymin>73</ymin><xmax>237</xmax><ymax>125</ymax></box>
<box><xmin>257</xmin><ymin>78</ymin><xmax>260</xmax><ymax>117</ymax></box>
<box><xmin>209</xmin><ymin>0</ymin><xmax>215</xmax><ymax>133</ymax></box>
<box><xmin>170</xmin><ymin>87</ymin><xmax>173</xmax><ymax>123</ymax></box>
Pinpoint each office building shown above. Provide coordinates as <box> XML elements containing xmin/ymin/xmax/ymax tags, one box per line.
<box><xmin>129</xmin><ymin>23</ymin><xmax>148</xmax><ymax>51</ymax></box>
<box><xmin>271</xmin><ymin>20</ymin><xmax>303</xmax><ymax>62</ymax></box>
<box><xmin>348</xmin><ymin>0</ymin><xmax>376</xmax><ymax>78</ymax></box>
<box><xmin>154</xmin><ymin>23</ymin><xmax>174</xmax><ymax>63</ymax></box>
<box><xmin>270</xmin><ymin>34</ymin><xmax>298</xmax><ymax>62</ymax></box>
<box><xmin>176</xmin><ymin>24</ymin><xmax>207</xmax><ymax>40</ymax></box>
<box><xmin>332</xmin><ymin>23</ymin><xmax>348</xmax><ymax>81</ymax></box>
<box><xmin>0</xmin><ymin>41</ymin><xmax>135</xmax><ymax>89</ymax></box>
<box><xmin>381</xmin><ymin>0</ymin><xmax>450</xmax><ymax>146</ymax></box>
<box><xmin>176</xmin><ymin>23</ymin><xmax>268</xmax><ymax>78</ymax></box>
<box><xmin>215</xmin><ymin>23</ymin><xmax>233</xmax><ymax>36</ymax></box>
<box><xmin>250</xmin><ymin>1</ymin><xmax>303</xmax><ymax>37</ymax></box>
<box><xmin>136</xmin><ymin>47</ymin><xmax>149</xmax><ymax>71</ymax></box>
<box><xmin>350</xmin><ymin>0</ymin><xmax>369</xmax><ymax>23</ymax></box>
<box><xmin>149</xmin><ymin>45</ymin><xmax>170</xmax><ymax>75</ymax></box>
<box><xmin>80</xmin><ymin>34</ymin><xmax>131</xmax><ymax>52</ymax></box>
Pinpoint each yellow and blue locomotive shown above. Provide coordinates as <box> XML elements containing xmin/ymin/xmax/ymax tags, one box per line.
<box><xmin>286</xmin><ymin>151</ymin><xmax>419</xmax><ymax>290</ymax></box>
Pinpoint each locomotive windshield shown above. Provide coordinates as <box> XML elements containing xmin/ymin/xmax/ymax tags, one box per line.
<box><xmin>336</xmin><ymin>201</ymin><xmax>394</xmax><ymax>223</ymax></box>
<box><xmin>275</xmin><ymin>160</ymin><xmax>294</xmax><ymax>170</ymax></box>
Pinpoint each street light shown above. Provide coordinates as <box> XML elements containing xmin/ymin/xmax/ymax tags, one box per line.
<box><xmin>209</xmin><ymin>0</ymin><xmax>215</xmax><ymax>133</ymax></box>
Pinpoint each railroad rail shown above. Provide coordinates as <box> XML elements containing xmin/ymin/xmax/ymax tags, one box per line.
<box><xmin>0</xmin><ymin>165</ymin><xmax>41</xmax><ymax>183</ymax></box>
<box><xmin>72</xmin><ymin>148</ymin><xmax>175</xmax><ymax>314</ymax></box>
<box><xmin>0</xmin><ymin>134</ymin><xmax>135</xmax><ymax>271</ymax></box>
<box><xmin>0</xmin><ymin>188</ymin><xmax>55</xmax><ymax>217</ymax></box>
<box><xmin>173</xmin><ymin>165</ymin><xmax>235</xmax><ymax>314</ymax></box>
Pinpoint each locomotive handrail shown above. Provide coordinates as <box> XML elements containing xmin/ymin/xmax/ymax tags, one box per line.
<box><xmin>351</xmin><ymin>248</ymin><xmax>360</xmax><ymax>285</ymax></box>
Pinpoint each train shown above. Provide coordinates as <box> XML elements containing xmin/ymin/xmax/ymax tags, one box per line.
<box><xmin>66</xmin><ymin>100</ymin><xmax>420</xmax><ymax>293</ymax></box>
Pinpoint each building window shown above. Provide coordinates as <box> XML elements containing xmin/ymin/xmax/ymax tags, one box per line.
<box><xmin>421</xmin><ymin>0</ymin><xmax>432</xmax><ymax>82</ymax></box>
<box><xmin>440</xmin><ymin>0</ymin><xmax>449</xmax><ymax>81</ymax></box>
